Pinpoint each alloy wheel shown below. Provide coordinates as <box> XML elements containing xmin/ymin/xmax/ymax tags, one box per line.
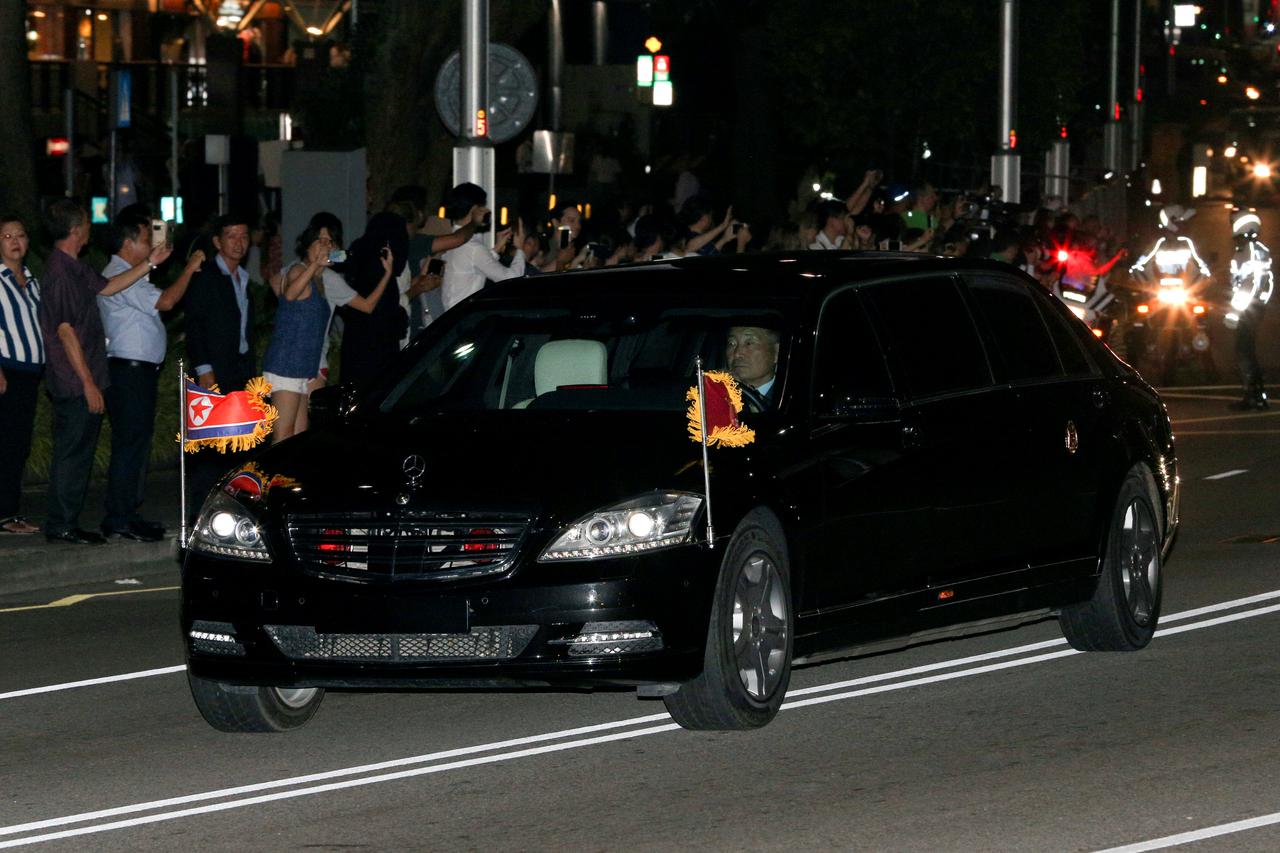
<box><xmin>731</xmin><ymin>552</ymin><xmax>788</xmax><ymax>700</ymax></box>
<box><xmin>1118</xmin><ymin>498</ymin><xmax>1160</xmax><ymax>626</ymax></box>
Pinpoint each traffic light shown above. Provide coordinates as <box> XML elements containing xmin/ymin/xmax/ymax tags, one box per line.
<box><xmin>636</xmin><ymin>55</ymin><xmax>653</xmax><ymax>87</ymax></box>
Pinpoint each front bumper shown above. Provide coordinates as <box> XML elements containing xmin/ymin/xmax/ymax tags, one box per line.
<box><xmin>181</xmin><ymin>545</ymin><xmax>718</xmax><ymax>689</ymax></box>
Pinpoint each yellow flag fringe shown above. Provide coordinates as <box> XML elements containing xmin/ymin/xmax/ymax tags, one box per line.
<box><xmin>685</xmin><ymin>370</ymin><xmax>756</xmax><ymax>448</ymax></box>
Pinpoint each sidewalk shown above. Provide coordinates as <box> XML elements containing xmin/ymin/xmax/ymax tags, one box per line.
<box><xmin>1</xmin><ymin>470</ymin><xmax>185</xmax><ymax>597</ymax></box>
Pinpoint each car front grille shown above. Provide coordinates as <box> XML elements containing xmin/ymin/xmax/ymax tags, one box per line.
<box><xmin>287</xmin><ymin>510</ymin><xmax>530</xmax><ymax>582</ymax></box>
<box><xmin>264</xmin><ymin>624</ymin><xmax>539</xmax><ymax>662</ymax></box>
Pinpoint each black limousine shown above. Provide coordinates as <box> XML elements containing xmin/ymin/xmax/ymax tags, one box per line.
<box><xmin>182</xmin><ymin>253</ymin><xmax>1179</xmax><ymax>732</ymax></box>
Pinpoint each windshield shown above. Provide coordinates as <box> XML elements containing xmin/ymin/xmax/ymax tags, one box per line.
<box><xmin>378</xmin><ymin>306</ymin><xmax>789</xmax><ymax>414</ymax></box>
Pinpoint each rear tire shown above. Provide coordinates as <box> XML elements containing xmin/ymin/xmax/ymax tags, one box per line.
<box><xmin>187</xmin><ymin>671</ymin><xmax>324</xmax><ymax>732</ymax></box>
<box><xmin>664</xmin><ymin>509</ymin><xmax>793</xmax><ymax>730</ymax></box>
<box><xmin>1059</xmin><ymin>465</ymin><xmax>1163</xmax><ymax>651</ymax></box>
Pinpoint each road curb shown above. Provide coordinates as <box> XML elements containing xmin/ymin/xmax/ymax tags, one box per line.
<box><xmin>1</xmin><ymin>536</ymin><xmax>181</xmax><ymax>597</ymax></box>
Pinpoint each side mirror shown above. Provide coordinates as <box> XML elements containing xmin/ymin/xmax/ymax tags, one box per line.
<box><xmin>309</xmin><ymin>382</ymin><xmax>359</xmax><ymax>427</ymax></box>
<box><xmin>821</xmin><ymin>395</ymin><xmax>902</xmax><ymax>421</ymax></box>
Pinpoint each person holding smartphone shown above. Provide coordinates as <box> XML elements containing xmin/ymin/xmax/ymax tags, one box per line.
<box><xmin>97</xmin><ymin>208</ymin><xmax>202</xmax><ymax>541</ymax></box>
<box><xmin>264</xmin><ymin>222</ymin><xmax>392</xmax><ymax>442</ymax></box>
<box><xmin>439</xmin><ymin>182</ymin><xmax>525</xmax><ymax>312</ymax></box>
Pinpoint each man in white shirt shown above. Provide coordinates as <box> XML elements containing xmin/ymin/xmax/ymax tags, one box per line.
<box><xmin>440</xmin><ymin>183</ymin><xmax>525</xmax><ymax>312</ymax></box>
<box><xmin>809</xmin><ymin>200</ymin><xmax>849</xmax><ymax>250</ymax></box>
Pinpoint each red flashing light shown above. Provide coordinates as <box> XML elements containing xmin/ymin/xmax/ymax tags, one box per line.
<box><xmin>1139</xmin><ymin>64</ymin><xmax>1146</xmax><ymax>74</ymax></box>
<box><xmin>654</xmin><ymin>54</ymin><xmax>670</xmax><ymax>74</ymax></box>
<box><xmin>317</xmin><ymin>528</ymin><xmax>349</xmax><ymax>565</ymax></box>
<box><xmin>1060</xmin><ymin>125</ymin><xmax>1068</xmax><ymax>139</ymax></box>
<box><xmin>1009</xmin><ymin>129</ymin><xmax>1018</xmax><ymax>150</ymax></box>
<box><xmin>1169</xmin><ymin>45</ymin><xmax>1176</xmax><ymax>56</ymax></box>
<box><xmin>1200</xmin><ymin>99</ymin><xmax>1208</xmax><ymax>105</ymax></box>
<box><xmin>1136</xmin><ymin>87</ymin><xmax>1144</xmax><ymax>102</ymax></box>
<box><xmin>1056</xmin><ymin>249</ymin><xmax>1071</xmax><ymax>263</ymax></box>
<box><xmin>45</xmin><ymin>137</ymin><xmax>70</xmax><ymax>157</ymax></box>
<box><xmin>1114</xmin><ymin>103</ymin><xmax>1121</xmax><ymax>120</ymax></box>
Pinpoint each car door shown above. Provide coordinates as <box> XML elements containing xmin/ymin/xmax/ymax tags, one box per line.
<box><xmin>861</xmin><ymin>274</ymin><xmax>1027</xmax><ymax>592</ymax></box>
<box><xmin>809</xmin><ymin>286</ymin><xmax>931</xmax><ymax>631</ymax></box>
<box><xmin>1030</xmin><ymin>286</ymin><xmax>1113</xmax><ymax>568</ymax></box>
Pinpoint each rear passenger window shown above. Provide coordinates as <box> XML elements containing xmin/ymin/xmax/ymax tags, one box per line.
<box><xmin>812</xmin><ymin>289</ymin><xmax>894</xmax><ymax>413</ymax></box>
<box><xmin>1036</xmin><ymin>299</ymin><xmax>1096</xmax><ymax>377</ymax></box>
<box><xmin>864</xmin><ymin>276</ymin><xmax>992</xmax><ymax>399</ymax></box>
<box><xmin>964</xmin><ymin>274</ymin><xmax>1063</xmax><ymax>383</ymax></box>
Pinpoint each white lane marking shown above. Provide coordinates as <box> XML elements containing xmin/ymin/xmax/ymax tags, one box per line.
<box><xmin>1156</xmin><ymin>393</ymin><xmax>1242</xmax><ymax>401</ymax></box>
<box><xmin>1094</xmin><ymin>811</ymin><xmax>1280</xmax><ymax>852</ymax></box>
<box><xmin>0</xmin><ymin>667</ymin><xmax>187</xmax><ymax>701</ymax></box>
<box><xmin>3</xmin><ymin>597</ymin><xmax>1280</xmax><ymax>849</ymax></box>
<box><xmin>1204</xmin><ymin>468</ymin><xmax>1248</xmax><ymax>480</ymax></box>
<box><xmin>4</xmin><ymin>587</ymin><xmax>1279</xmax><ymax>705</ymax></box>
<box><xmin>1172</xmin><ymin>411</ymin><xmax>1280</xmax><ymax>425</ymax></box>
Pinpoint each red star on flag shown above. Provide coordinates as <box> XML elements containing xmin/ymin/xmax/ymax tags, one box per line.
<box><xmin>188</xmin><ymin>395</ymin><xmax>213</xmax><ymax>427</ymax></box>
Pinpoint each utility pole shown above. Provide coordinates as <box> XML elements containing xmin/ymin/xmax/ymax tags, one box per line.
<box><xmin>991</xmin><ymin>0</ymin><xmax>1020</xmax><ymax>204</ymax></box>
<box><xmin>1130</xmin><ymin>0</ymin><xmax>1142</xmax><ymax>172</ymax></box>
<box><xmin>454</xmin><ymin>0</ymin><xmax>494</xmax><ymax>243</ymax></box>
<box><xmin>1103</xmin><ymin>0</ymin><xmax>1124</xmax><ymax>174</ymax></box>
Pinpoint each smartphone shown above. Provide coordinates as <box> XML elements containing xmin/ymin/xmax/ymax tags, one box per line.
<box><xmin>588</xmin><ymin>242</ymin><xmax>608</xmax><ymax>260</ymax></box>
<box><xmin>478</xmin><ymin>212</ymin><xmax>492</xmax><ymax>233</ymax></box>
<box><xmin>426</xmin><ymin>257</ymin><xmax>444</xmax><ymax>276</ymax></box>
<box><xmin>731</xmin><ymin>222</ymin><xmax>748</xmax><ymax>236</ymax></box>
<box><xmin>150</xmin><ymin>219</ymin><xmax>171</xmax><ymax>249</ymax></box>
<box><xmin>327</xmin><ymin>249</ymin><xmax>347</xmax><ymax>264</ymax></box>
<box><xmin>557</xmin><ymin>226</ymin><xmax>572</xmax><ymax>250</ymax></box>
<box><xmin>880</xmin><ymin>239</ymin><xmax>902</xmax><ymax>251</ymax></box>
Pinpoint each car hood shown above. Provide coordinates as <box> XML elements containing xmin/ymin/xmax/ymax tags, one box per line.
<box><xmin>248</xmin><ymin>411</ymin><xmax>734</xmax><ymax>526</ymax></box>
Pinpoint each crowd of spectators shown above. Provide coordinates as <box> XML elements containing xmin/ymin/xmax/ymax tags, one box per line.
<box><xmin>0</xmin><ymin>168</ymin><xmax>1125</xmax><ymax>544</ymax></box>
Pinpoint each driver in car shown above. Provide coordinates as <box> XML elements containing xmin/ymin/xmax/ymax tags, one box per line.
<box><xmin>726</xmin><ymin>325</ymin><xmax>779</xmax><ymax>411</ymax></box>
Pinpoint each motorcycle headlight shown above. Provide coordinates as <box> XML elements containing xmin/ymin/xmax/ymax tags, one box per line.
<box><xmin>1231</xmin><ymin>290</ymin><xmax>1254</xmax><ymax>312</ymax></box>
<box><xmin>190</xmin><ymin>491</ymin><xmax>270</xmax><ymax>562</ymax></box>
<box><xmin>539</xmin><ymin>492</ymin><xmax>703</xmax><ymax>562</ymax></box>
<box><xmin>1156</xmin><ymin>287</ymin><xmax>1188</xmax><ymax>305</ymax></box>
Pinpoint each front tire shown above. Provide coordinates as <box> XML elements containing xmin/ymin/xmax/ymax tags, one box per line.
<box><xmin>188</xmin><ymin>671</ymin><xmax>325</xmax><ymax>732</ymax></box>
<box><xmin>1059</xmin><ymin>465</ymin><xmax>1163</xmax><ymax>651</ymax></box>
<box><xmin>664</xmin><ymin>509</ymin><xmax>793</xmax><ymax>730</ymax></box>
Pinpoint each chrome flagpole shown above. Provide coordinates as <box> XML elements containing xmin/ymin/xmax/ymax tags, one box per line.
<box><xmin>178</xmin><ymin>358</ymin><xmax>188</xmax><ymax>549</ymax></box>
<box><xmin>695</xmin><ymin>356</ymin><xmax>714</xmax><ymax>548</ymax></box>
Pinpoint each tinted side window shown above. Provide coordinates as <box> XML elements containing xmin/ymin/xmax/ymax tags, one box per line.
<box><xmin>1036</xmin><ymin>298</ymin><xmax>1096</xmax><ymax>377</ymax></box>
<box><xmin>965</xmin><ymin>274</ymin><xmax>1063</xmax><ymax>383</ymax></box>
<box><xmin>812</xmin><ymin>289</ymin><xmax>894</xmax><ymax>413</ymax></box>
<box><xmin>864</xmin><ymin>276</ymin><xmax>992</xmax><ymax>398</ymax></box>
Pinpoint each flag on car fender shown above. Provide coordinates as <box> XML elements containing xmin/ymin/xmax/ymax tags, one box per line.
<box><xmin>182</xmin><ymin>377</ymin><xmax>277</xmax><ymax>453</ymax></box>
<box><xmin>686</xmin><ymin>370</ymin><xmax>755</xmax><ymax>448</ymax></box>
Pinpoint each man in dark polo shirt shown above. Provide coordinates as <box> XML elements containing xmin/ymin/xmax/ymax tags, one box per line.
<box><xmin>38</xmin><ymin>199</ymin><xmax>170</xmax><ymax>545</ymax></box>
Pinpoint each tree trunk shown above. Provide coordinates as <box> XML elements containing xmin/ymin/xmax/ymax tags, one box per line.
<box><xmin>0</xmin><ymin>0</ymin><xmax>40</xmax><ymax>228</ymax></box>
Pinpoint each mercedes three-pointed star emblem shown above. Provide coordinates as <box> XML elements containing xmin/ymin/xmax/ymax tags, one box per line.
<box><xmin>402</xmin><ymin>454</ymin><xmax>426</xmax><ymax>487</ymax></box>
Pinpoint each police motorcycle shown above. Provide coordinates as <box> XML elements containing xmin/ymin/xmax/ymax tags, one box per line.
<box><xmin>1224</xmin><ymin>210</ymin><xmax>1273</xmax><ymax>409</ymax></box>
<box><xmin>1125</xmin><ymin>204</ymin><xmax>1218</xmax><ymax>385</ymax></box>
<box><xmin>1049</xmin><ymin>240</ymin><xmax>1123</xmax><ymax>341</ymax></box>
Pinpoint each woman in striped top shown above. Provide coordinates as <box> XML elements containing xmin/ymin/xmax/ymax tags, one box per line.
<box><xmin>0</xmin><ymin>214</ymin><xmax>44</xmax><ymax>534</ymax></box>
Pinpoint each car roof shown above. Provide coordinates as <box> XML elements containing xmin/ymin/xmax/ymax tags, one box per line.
<box><xmin>475</xmin><ymin>252</ymin><xmax>1025</xmax><ymax>303</ymax></box>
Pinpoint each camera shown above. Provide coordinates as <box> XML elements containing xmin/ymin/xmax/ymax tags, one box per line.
<box><xmin>557</xmin><ymin>225</ymin><xmax>572</xmax><ymax>250</ymax></box>
<box><xmin>426</xmin><ymin>257</ymin><xmax>444</xmax><ymax>276</ymax></box>
<box><xmin>477</xmin><ymin>211</ymin><xmax>492</xmax><ymax>233</ymax></box>
<box><xmin>328</xmin><ymin>249</ymin><xmax>347</xmax><ymax>264</ymax></box>
<box><xmin>150</xmin><ymin>219</ymin><xmax>171</xmax><ymax>249</ymax></box>
<box><xmin>588</xmin><ymin>242</ymin><xmax>610</xmax><ymax>261</ymax></box>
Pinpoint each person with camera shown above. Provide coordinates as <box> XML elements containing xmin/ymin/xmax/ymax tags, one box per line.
<box><xmin>263</xmin><ymin>223</ymin><xmax>387</xmax><ymax>442</ymax></box>
<box><xmin>40</xmin><ymin>199</ymin><xmax>170</xmax><ymax>544</ymax></box>
<box><xmin>679</xmin><ymin>197</ymin><xmax>741</xmax><ymax>256</ymax></box>
<box><xmin>440</xmin><ymin>182</ymin><xmax>525</xmax><ymax>312</ymax></box>
<box><xmin>97</xmin><ymin>209</ymin><xmax>204</xmax><ymax>541</ymax></box>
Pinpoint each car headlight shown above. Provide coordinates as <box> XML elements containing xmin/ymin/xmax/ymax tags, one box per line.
<box><xmin>190</xmin><ymin>491</ymin><xmax>270</xmax><ymax>562</ymax></box>
<box><xmin>539</xmin><ymin>492</ymin><xmax>703</xmax><ymax>562</ymax></box>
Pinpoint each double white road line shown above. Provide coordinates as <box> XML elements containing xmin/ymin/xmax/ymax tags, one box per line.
<box><xmin>3</xmin><ymin>590</ymin><xmax>1280</xmax><ymax>850</ymax></box>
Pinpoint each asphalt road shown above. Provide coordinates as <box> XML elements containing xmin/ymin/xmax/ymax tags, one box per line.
<box><xmin>3</xmin><ymin>391</ymin><xmax>1280</xmax><ymax>852</ymax></box>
